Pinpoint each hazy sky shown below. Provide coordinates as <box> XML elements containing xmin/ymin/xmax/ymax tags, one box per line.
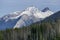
<box><xmin>0</xmin><ymin>0</ymin><xmax>60</xmax><ymax>17</ymax></box>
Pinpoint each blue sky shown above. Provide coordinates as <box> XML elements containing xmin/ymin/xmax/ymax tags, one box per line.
<box><xmin>0</xmin><ymin>0</ymin><xmax>60</xmax><ymax>17</ymax></box>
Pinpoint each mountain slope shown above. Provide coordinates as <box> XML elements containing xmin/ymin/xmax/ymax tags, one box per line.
<box><xmin>0</xmin><ymin>7</ymin><xmax>53</xmax><ymax>30</ymax></box>
<box><xmin>14</xmin><ymin>7</ymin><xmax>53</xmax><ymax>28</ymax></box>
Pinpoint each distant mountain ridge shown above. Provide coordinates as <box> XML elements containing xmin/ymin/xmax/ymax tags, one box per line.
<box><xmin>0</xmin><ymin>7</ymin><xmax>54</xmax><ymax>30</ymax></box>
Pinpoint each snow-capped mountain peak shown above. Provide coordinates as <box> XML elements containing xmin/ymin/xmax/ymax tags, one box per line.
<box><xmin>1</xmin><ymin>7</ymin><xmax>53</xmax><ymax>22</ymax></box>
<box><xmin>1</xmin><ymin>7</ymin><xmax>39</xmax><ymax>22</ymax></box>
<box><xmin>0</xmin><ymin>6</ymin><xmax>54</xmax><ymax>30</ymax></box>
<box><xmin>25</xmin><ymin>6</ymin><xmax>39</xmax><ymax>11</ymax></box>
<box><xmin>13</xmin><ymin>7</ymin><xmax>54</xmax><ymax>28</ymax></box>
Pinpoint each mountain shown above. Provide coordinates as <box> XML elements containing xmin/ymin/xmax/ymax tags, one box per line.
<box><xmin>0</xmin><ymin>7</ymin><xmax>60</xmax><ymax>40</ymax></box>
<box><xmin>0</xmin><ymin>7</ymin><xmax>53</xmax><ymax>30</ymax></box>
<box><xmin>0</xmin><ymin>11</ymin><xmax>60</xmax><ymax>40</ymax></box>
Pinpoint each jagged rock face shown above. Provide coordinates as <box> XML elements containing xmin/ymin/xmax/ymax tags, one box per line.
<box><xmin>42</xmin><ymin>7</ymin><xmax>50</xmax><ymax>12</ymax></box>
<box><xmin>0</xmin><ymin>7</ymin><xmax>53</xmax><ymax>30</ymax></box>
